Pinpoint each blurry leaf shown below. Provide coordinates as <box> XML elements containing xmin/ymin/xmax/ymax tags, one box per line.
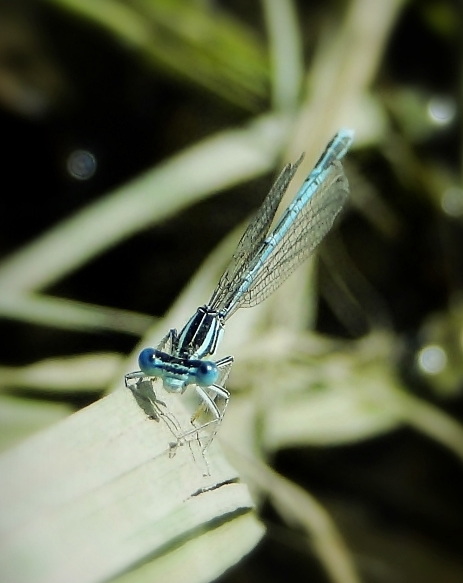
<box><xmin>384</xmin><ymin>87</ymin><xmax>440</xmax><ymax>141</ymax></box>
<box><xmin>44</xmin><ymin>0</ymin><xmax>269</xmax><ymax>110</ymax></box>
<box><xmin>399</xmin><ymin>389</ymin><xmax>463</xmax><ymax>463</ymax></box>
<box><xmin>0</xmin><ymin>3</ymin><xmax>66</xmax><ymax>117</ymax></box>
<box><xmin>0</xmin><ymin>395</ymin><xmax>71</xmax><ymax>453</ymax></box>
<box><xmin>0</xmin><ymin>113</ymin><xmax>290</xmax><ymax>331</ymax></box>
<box><xmin>0</xmin><ymin>113</ymin><xmax>290</xmax><ymax>296</ymax></box>
<box><xmin>225</xmin><ymin>444</ymin><xmax>361</xmax><ymax>583</ymax></box>
<box><xmin>263</xmin><ymin>358</ymin><xmax>403</xmax><ymax>450</ymax></box>
<box><xmin>287</xmin><ymin>0</ymin><xmax>404</xmax><ymax>159</ymax></box>
<box><xmin>0</xmin><ymin>353</ymin><xmax>123</xmax><ymax>394</ymax></box>
<box><xmin>262</xmin><ymin>0</ymin><xmax>303</xmax><ymax>110</ymax></box>
<box><xmin>0</xmin><ymin>293</ymin><xmax>155</xmax><ymax>334</ymax></box>
<box><xmin>221</xmin><ymin>328</ymin><xmax>463</xmax><ymax>466</ymax></box>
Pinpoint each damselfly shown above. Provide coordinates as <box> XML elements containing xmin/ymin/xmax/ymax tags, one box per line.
<box><xmin>126</xmin><ymin>128</ymin><xmax>354</xmax><ymax>448</ymax></box>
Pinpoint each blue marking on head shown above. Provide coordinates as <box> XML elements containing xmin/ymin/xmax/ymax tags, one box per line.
<box><xmin>193</xmin><ymin>360</ymin><xmax>219</xmax><ymax>388</ymax></box>
<box><xmin>138</xmin><ymin>347</ymin><xmax>162</xmax><ymax>376</ymax></box>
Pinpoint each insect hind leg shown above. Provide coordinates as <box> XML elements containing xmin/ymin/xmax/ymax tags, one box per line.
<box><xmin>173</xmin><ymin>377</ymin><xmax>229</xmax><ymax>451</ymax></box>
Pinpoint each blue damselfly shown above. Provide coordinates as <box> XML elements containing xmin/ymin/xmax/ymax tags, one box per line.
<box><xmin>126</xmin><ymin>129</ymin><xmax>354</xmax><ymax>448</ymax></box>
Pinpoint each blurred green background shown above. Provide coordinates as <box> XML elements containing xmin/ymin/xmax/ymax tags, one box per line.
<box><xmin>0</xmin><ymin>0</ymin><xmax>462</xmax><ymax>582</ymax></box>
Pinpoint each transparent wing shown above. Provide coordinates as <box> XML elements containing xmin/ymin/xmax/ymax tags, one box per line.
<box><xmin>208</xmin><ymin>155</ymin><xmax>303</xmax><ymax>309</ymax></box>
<box><xmin>237</xmin><ymin>162</ymin><xmax>349</xmax><ymax>308</ymax></box>
<box><xmin>214</xmin><ymin>161</ymin><xmax>349</xmax><ymax>317</ymax></box>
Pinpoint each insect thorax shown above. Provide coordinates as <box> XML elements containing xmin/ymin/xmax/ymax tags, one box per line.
<box><xmin>175</xmin><ymin>306</ymin><xmax>224</xmax><ymax>359</ymax></box>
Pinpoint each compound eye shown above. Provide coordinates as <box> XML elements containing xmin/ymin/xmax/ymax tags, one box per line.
<box><xmin>195</xmin><ymin>361</ymin><xmax>219</xmax><ymax>387</ymax></box>
<box><xmin>138</xmin><ymin>347</ymin><xmax>158</xmax><ymax>375</ymax></box>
